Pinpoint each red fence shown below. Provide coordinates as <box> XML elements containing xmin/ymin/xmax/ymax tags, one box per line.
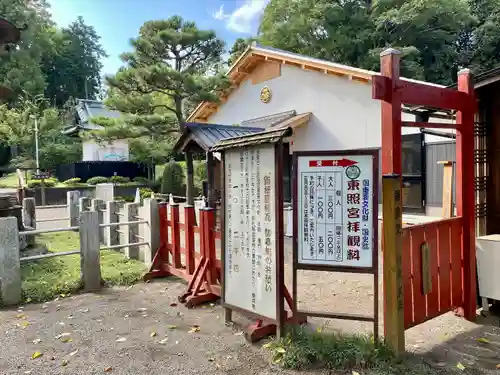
<box><xmin>402</xmin><ymin>217</ymin><xmax>463</xmax><ymax>329</ymax></box>
<box><xmin>145</xmin><ymin>203</ymin><xmax>222</xmax><ymax>307</ymax></box>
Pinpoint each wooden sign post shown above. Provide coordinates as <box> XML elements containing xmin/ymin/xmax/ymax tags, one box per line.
<box><xmin>212</xmin><ymin>127</ymin><xmax>303</xmax><ymax>341</ymax></box>
<box><xmin>292</xmin><ymin>149</ymin><xmax>380</xmax><ymax>342</ymax></box>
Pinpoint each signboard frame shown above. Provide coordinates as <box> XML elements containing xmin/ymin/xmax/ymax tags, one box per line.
<box><xmin>292</xmin><ymin>149</ymin><xmax>379</xmax><ymax>341</ymax></box>
<box><xmin>219</xmin><ymin>141</ymin><xmax>286</xmax><ymax>336</ymax></box>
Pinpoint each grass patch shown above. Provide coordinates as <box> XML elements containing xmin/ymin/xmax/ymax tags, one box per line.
<box><xmin>21</xmin><ymin>231</ymin><xmax>147</xmax><ymax>303</ymax></box>
<box><xmin>0</xmin><ymin>172</ymin><xmax>20</xmax><ymax>188</ymax></box>
<box><xmin>264</xmin><ymin>326</ymin><xmax>451</xmax><ymax>375</ymax></box>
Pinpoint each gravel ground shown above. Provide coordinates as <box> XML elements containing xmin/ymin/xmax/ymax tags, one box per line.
<box><xmin>10</xmin><ymin>204</ymin><xmax>500</xmax><ymax>374</ymax></box>
<box><xmin>0</xmin><ymin>280</ymin><xmax>330</xmax><ymax>375</ymax></box>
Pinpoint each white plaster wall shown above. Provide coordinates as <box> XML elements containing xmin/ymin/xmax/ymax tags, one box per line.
<box><xmin>208</xmin><ymin>65</ymin><xmax>453</xmax><ymax>150</ymax></box>
<box><xmin>82</xmin><ymin>139</ymin><xmax>130</xmax><ymax>161</ymax></box>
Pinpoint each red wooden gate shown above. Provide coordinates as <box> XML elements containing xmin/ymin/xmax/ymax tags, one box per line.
<box><xmin>373</xmin><ymin>48</ymin><xmax>477</xmax><ymax>332</ymax></box>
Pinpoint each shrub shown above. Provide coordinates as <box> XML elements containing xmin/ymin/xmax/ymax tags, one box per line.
<box><xmin>133</xmin><ymin>176</ymin><xmax>150</xmax><ymax>185</ymax></box>
<box><xmin>87</xmin><ymin>176</ymin><xmax>109</xmax><ymax>185</ymax></box>
<box><xmin>109</xmin><ymin>175</ymin><xmax>131</xmax><ymax>184</ymax></box>
<box><xmin>28</xmin><ymin>178</ymin><xmax>57</xmax><ymax>188</ymax></box>
<box><xmin>160</xmin><ymin>161</ymin><xmax>185</xmax><ymax>196</ymax></box>
<box><xmin>114</xmin><ymin>195</ymin><xmax>135</xmax><ymax>203</ymax></box>
<box><xmin>63</xmin><ymin>177</ymin><xmax>82</xmax><ymax>186</ymax></box>
<box><xmin>139</xmin><ymin>187</ymin><xmax>153</xmax><ymax>199</ymax></box>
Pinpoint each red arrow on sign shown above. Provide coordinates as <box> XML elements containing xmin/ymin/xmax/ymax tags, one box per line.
<box><xmin>308</xmin><ymin>159</ymin><xmax>358</xmax><ymax>167</ymax></box>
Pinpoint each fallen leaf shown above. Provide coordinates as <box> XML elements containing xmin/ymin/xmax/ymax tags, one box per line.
<box><xmin>208</xmin><ymin>357</ymin><xmax>215</xmax><ymax>362</ymax></box>
<box><xmin>188</xmin><ymin>326</ymin><xmax>201</xmax><ymax>333</ymax></box>
<box><xmin>61</xmin><ymin>337</ymin><xmax>72</xmax><ymax>343</ymax></box>
<box><xmin>32</xmin><ymin>338</ymin><xmax>41</xmax><ymax>344</ymax></box>
<box><xmin>79</xmin><ymin>308</ymin><xmax>89</xmax><ymax>313</ymax></box>
<box><xmin>116</xmin><ymin>337</ymin><xmax>127</xmax><ymax>343</ymax></box>
<box><xmin>352</xmin><ymin>372</ymin><xmax>360</xmax><ymax>375</ymax></box>
<box><xmin>477</xmin><ymin>337</ymin><xmax>490</xmax><ymax>344</ymax></box>
<box><xmin>55</xmin><ymin>332</ymin><xmax>71</xmax><ymax>339</ymax></box>
<box><xmin>69</xmin><ymin>349</ymin><xmax>78</xmax><ymax>356</ymax></box>
<box><xmin>31</xmin><ymin>351</ymin><xmax>42</xmax><ymax>360</ymax></box>
<box><xmin>21</xmin><ymin>321</ymin><xmax>30</xmax><ymax>328</ymax></box>
<box><xmin>24</xmin><ymin>371</ymin><xmax>32</xmax><ymax>374</ymax></box>
<box><xmin>170</xmin><ymin>303</ymin><xmax>178</xmax><ymax>307</ymax></box>
<box><xmin>60</xmin><ymin>294</ymin><xmax>66</xmax><ymax>298</ymax></box>
<box><xmin>150</xmin><ymin>331</ymin><xmax>157</xmax><ymax>337</ymax></box>
<box><xmin>158</xmin><ymin>338</ymin><xmax>168</xmax><ymax>345</ymax></box>
<box><xmin>16</xmin><ymin>313</ymin><xmax>26</xmax><ymax>319</ymax></box>
<box><xmin>125</xmin><ymin>286</ymin><xmax>133</xmax><ymax>291</ymax></box>
<box><xmin>457</xmin><ymin>362</ymin><xmax>466</xmax><ymax>371</ymax></box>
<box><xmin>167</xmin><ymin>325</ymin><xmax>177</xmax><ymax>330</ymax></box>
<box><xmin>275</xmin><ymin>347</ymin><xmax>286</xmax><ymax>354</ymax></box>
<box><xmin>104</xmin><ymin>367</ymin><xmax>113</xmax><ymax>372</ymax></box>
<box><xmin>67</xmin><ymin>315</ymin><xmax>74</xmax><ymax>319</ymax></box>
<box><xmin>262</xmin><ymin>342</ymin><xmax>272</xmax><ymax>349</ymax></box>
<box><xmin>137</xmin><ymin>307</ymin><xmax>147</xmax><ymax>312</ymax></box>
<box><xmin>209</xmin><ymin>303</ymin><xmax>215</xmax><ymax>307</ymax></box>
<box><xmin>26</xmin><ymin>297</ymin><xmax>32</xmax><ymax>303</ymax></box>
<box><xmin>61</xmin><ymin>359</ymin><xmax>68</xmax><ymax>366</ymax></box>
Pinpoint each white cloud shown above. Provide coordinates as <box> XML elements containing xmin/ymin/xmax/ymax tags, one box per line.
<box><xmin>212</xmin><ymin>0</ymin><xmax>269</xmax><ymax>34</ymax></box>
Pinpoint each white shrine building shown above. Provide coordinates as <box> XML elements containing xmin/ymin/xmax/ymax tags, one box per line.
<box><xmin>187</xmin><ymin>43</ymin><xmax>455</xmax><ymax>216</ymax></box>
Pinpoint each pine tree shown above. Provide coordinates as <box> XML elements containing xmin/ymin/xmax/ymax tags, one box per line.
<box><xmin>92</xmin><ymin>16</ymin><xmax>229</xmax><ymax>202</ymax></box>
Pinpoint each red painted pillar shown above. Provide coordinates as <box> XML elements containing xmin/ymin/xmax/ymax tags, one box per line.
<box><xmin>205</xmin><ymin>207</ymin><xmax>217</xmax><ymax>285</ymax></box>
<box><xmin>159</xmin><ymin>203</ymin><xmax>169</xmax><ymax>262</ymax></box>
<box><xmin>456</xmin><ymin>69</ymin><xmax>477</xmax><ymax>321</ymax></box>
<box><xmin>170</xmin><ymin>203</ymin><xmax>181</xmax><ymax>268</ymax></box>
<box><xmin>184</xmin><ymin>205</ymin><xmax>196</xmax><ymax>275</ymax></box>
<box><xmin>380</xmin><ymin>48</ymin><xmax>403</xmax><ymax>176</ymax></box>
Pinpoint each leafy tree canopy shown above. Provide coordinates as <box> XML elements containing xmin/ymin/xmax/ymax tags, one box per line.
<box><xmin>258</xmin><ymin>0</ymin><xmax>498</xmax><ymax>85</ymax></box>
<box><xmin>92</xmin><ymin>16</ymin><xmax>230</xmax><ymax>166</ymax></box>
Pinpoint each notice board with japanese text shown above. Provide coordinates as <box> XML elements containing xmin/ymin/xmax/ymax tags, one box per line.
<box><xmin>222</xmin><ymin>143</ymin><xmax>283</xmax><ymax>321</ymax></box>
<box><xmin>293</xmin><ymin>149</ymin><xmax>379</xmax><ymax>272</ymax></box>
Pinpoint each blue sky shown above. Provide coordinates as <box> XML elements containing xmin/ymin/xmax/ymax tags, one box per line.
<box><xmin>47</xmin><ymin>0</ymin><xmax>269</xmax><ymax>76</ymax></box>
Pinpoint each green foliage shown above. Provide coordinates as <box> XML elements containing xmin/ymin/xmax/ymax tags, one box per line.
<box><xmin>27</xmin><ymin>178</ymin><xmax>57</xmax><ymax>188</ymax></box>
<box><xmin>258</xmin><ymin>0</ymin><xmax>493</xmax><ymax>85</ymax></box>
<box><xmin>194</xmin><ymin>160</ymin><xmax>207</xmax><ymax>195</ymax></box>
<box><xmin>228</xmin><ymin>38</ymin><xmax>255</xmax><ymax>66</ymax></box>
<box><xmin>114</xmin><ymin>195</ymin><xmax>135</xmax><ymax>203</ymax></box>
<box><xmin>264</xmin><ymin>326</ymin><xmax>437</xmax><ymax>374</ymax></box>
<box><xmin>20</xmin><ymin>232</ymin><xmax>146</xmax><ymax>304</ymax></box>
<box><xmin>0</xmin><ymin>96</ymin><xmax>82</xmax><ymax>170</ymax></box>
<box><xmin>133</xmin><ymin>176</ymin><xmax>150</xmax><ymax>184</ymax></box>
<box><xmin>160</xmin><ymin>161</ymin><xmax>185</xmax><ymax>196</ymax></box>
<box><xmin>62</xmin><ymin>177</ymin><xmax>81</xmax><ymax>185</ymax></box>
<box><xmin>41</xmin><ymin>16</ymin><xmax>107</xmax><ymax>107</ymax></box>
<box><xmin>109</xmin><ymin>175</ymin><xmax>131</xmax><ymax>184</ymax></box>
<box><xmin>86</xmin><ymin>176</ymin><xmax>109</xmax><ymax>185</ymax></box>
<box><xmin>91</xmin><ymin>16</ymin><xmax>229</xmax><ymax>167</ymax></box>
<box><xmin>139</xmin><ymin>187</ymin><xmax>153</xmax><ymax>199</ymax></box>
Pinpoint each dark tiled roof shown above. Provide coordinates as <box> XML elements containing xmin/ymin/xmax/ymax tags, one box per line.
<box><xmin>174</xmin><ymin>123</ymin><xmax>265</xmax><ymax>152</ymax></box>
<box><xmin>211</xmin><ymin>127</ymin><xmax>293</xmax><ymax>151</ymax></box>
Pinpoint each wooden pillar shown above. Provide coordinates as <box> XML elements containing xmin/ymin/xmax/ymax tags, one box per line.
<box><xmin>380</xmin><ymin>48</ymin><xmax>405</xmax><ymax>355</ymax></box>
<box><xmin>456</xmin><ymin>69</ymin><xmax>477</xmax><ymax>321</ymax></box>
<box><xmin>170</xmin><ymin>203</ymin><xmax>181</xmax><ymax>268</ymax></box>
<box><xmin>185</xmin><ymin>151</ymin><xmax>195</xmax><ymax>206</ymax></box>
<box><xmin>79</xmin><ymin>211</ymin><xmax>101</xmax><ymax>291</ymax></box>
<box><xmin>207</xmin><ymin>151</ymin><xmax>215</xmax><ymax>208</ymax></box>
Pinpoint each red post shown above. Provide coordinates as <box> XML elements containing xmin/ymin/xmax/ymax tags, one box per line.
<box><xmin>205</xmin><ymin>208</ymin><xmax>217</xmax><ymax>284</ymax></box>
<box><xmin>184</xmin><ymin>205</ymin><xmax>196</xmax><ymax>275</ymax></box>
<box><xmin>199</xmin><ymin>209</ymin><xmax>206</xmax><ymax>260</ymax></box>
<box><xmin>170</xmin><ymin>203</ymin><xmax>181</xmax><ymax>268</ymax></box>
<box><xmin>159</xmin><ymin>203</ymin><xmax>169</xmax><ymax>263</ymax></box>
<box><xmin>455</xmin><ymin>69</ymin><xmax>476</xmax><ymax>321</ymax></box>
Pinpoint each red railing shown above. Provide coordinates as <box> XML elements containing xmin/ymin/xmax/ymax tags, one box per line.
<box><xmin>402</xmin><ymin>217</ymin><xmax>463</xmax><ymax>329</ymax></box>
<box><xmin>145</xmin><ymin>203</ymin><xmax>222</xmax><ymax>307</ymax></box>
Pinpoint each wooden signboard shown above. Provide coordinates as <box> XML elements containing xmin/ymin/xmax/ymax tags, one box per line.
<box><xmin>219</xmin><ymin>141</ymin><xmax>286</xmax><ymax>338</ymax></box>
<box><xmin>292</xmin><ymin>149</ymin><xmax>379</xmax><ymax>341</ymax></box>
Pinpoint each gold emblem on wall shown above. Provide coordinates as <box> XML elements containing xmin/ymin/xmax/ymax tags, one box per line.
<box><xmin>260</xmin><ymin>86</ymin><xmax>272</xmax><ymax>103</ymax></box>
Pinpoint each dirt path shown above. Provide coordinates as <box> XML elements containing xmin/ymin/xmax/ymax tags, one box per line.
<box><xmin>0</xmin><ymin>280</ymin><xmax>330</xmax><ymax>375</ymax></box>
